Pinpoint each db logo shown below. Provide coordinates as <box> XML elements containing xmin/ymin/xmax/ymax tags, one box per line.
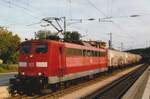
<box><xmin>29</xmin><ymin>63</ymin><xmax>34</xmax><ymax>67</ymax></box>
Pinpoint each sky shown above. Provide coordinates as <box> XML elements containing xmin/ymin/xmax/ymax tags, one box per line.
<box><xmin>0</xmin><ymin>0</ymin><xmax>150</xmax><ymax>50</ymax></box>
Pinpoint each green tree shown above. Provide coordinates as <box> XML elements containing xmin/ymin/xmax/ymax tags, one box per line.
<box><xmin>35</xmin><ymin>30</ymin><xmax>60</xmax><ymax>40</ymax></box>
<box><xmin>35</xmin><ymin>30</ymin><xmax>82</xmax><ymax>43</ymax></box>
<box><xmin>35</xmin><ymin>30</ymin><xmax>52</xmax><ymax>39</ymax></box>
<box><xmin>64</xmin><ymin>31</ymin><xmax>82</xmax><ymax>43</ymax></box>
<box><xmin>0</xmin><ymin>26</ymin><xmax>20</xmax><ymax>64</ymax></box>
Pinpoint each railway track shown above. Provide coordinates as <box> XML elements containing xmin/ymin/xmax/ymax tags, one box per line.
<box><xmin>84</xmin><ymin>63</ymin><xmax>149</xmax><ymax>99</ymax></box>
<box><xmin>9</xmin><ymin>64</ymin><xmax>146</xmax><ymax>99</ymax></box>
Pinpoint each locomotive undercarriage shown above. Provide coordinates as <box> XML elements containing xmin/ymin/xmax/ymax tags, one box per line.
<box><xmin>9</xmin><ymin>74</ymin><xmax>48</xmax><ymax>95</ymax></box>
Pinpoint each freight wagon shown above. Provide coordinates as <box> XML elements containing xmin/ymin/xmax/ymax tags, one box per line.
<box><xmin>108</xmin><ymin>50</ymin><xmax>142</xmax><ymax>68</ymax></box>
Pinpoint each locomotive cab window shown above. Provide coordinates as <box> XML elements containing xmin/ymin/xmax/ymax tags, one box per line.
<box><xmin>35</xmin><ymin>44</ymin><xmax>48</xmax><ymax>54</ymax></box>
<box><xmin>20</xmin><ymin>43</ymin><xmax>31</xmax><ymax>54</ymax></box>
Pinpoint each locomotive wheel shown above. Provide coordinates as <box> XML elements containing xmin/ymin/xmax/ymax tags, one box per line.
<box><xmin>65</xmin><ymin>81</ymin><xmax>71</xmax><ymax>88</ymax></box>
<box><xmin>9</xmin><ymin>85</ymin><xmax>19</xmax><ymax>96</ymax></box>
<box><xmin>41</xmin><ymin>89</ymin><xmax>52</xmax><ymax>94</ymax></box>
<box><xmin>10</xmin><ymin>90</ymin><xmax>18</xmax><ymax>97</ymax></box>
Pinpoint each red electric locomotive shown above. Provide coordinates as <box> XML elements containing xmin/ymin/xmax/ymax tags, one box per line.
<box><xmin>10</xmin><ymin>40</ymin><xmax>108</xmax><ymax>94</ymax></box>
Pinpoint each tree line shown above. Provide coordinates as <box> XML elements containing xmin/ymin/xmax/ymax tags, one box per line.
<box><xmin>35</xmin><ymin>30</ymin><xmax>82</xmax><ymax>43</ymax></box>
<box><xmin>0</xmin><ymin>27</ymin><xmax>20</xmax><ymax>64</ymax></box>
<box><xmin>0</xmin><ymin>27</ymin><xmax>82</xmax><ymax>64</ymax></box>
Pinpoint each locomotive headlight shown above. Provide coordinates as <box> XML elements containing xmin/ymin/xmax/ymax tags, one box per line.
<box><xmin>29</xmin><ymin>54</ymin><xmax>33</xmax><ymax>58</ymax></box>
<box><xmin>38</xmin><ymin>72</ymin><xmax>42</xmax><ymax>76</ymax></box>
<box><xmin>21</xmin><ymin>72</ymin><xmax>25</xmax><ymax>75</ymax></box>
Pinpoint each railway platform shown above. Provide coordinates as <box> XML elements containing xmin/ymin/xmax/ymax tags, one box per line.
<box><xmin>142</xmin><ymin>67</ymin><xmax>150</xmax><ymax>99</ymax></box>
<box><xmin>121</xmin><ymin>65</ymin><xmax>150</xmax><ymax>99</ymax></box>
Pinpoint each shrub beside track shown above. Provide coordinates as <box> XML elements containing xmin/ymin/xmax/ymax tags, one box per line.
<box><xmin>0</xmin><ymin>64</ymin><xmax>17</xmax><ymax>73</ymax></box>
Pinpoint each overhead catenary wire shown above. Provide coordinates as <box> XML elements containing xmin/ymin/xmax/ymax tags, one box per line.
<box><xmin>0</xmin><ymin>1</ymin><xmax>30</xmax><ymax>27</ymax></box>
<box><xmin>86</xmin><ymin>0</ymin><xmax>108</xmax><ymax>17</ymax></box>
<box><xmin>86</xmin><ymin>0</ymin><xmax>136</xmax><ymax>41</ymax></box>
<box><xmin>13</xmin><ymin>0</ymin><xmax>30</xmax><ymax>7</ymax></box>
<box><xmin>68</xmin><ymin>0</ymin><xmax>72</xmax><ymax>19</ymax></box>
<box><xmin>62</xmin><ymin>0</ymin><xmax>134</xmax><ymax>42</ymax></box>
<box><xmin>110</xmin><ymin>0</ymin><xmax>114</xmax><ymax>17</ymax></box>
<box><xmin>1</xmin><ymin>0</ymin><xmax>44</xmax><ymax>19</ymax></box>
<box><xmin>14</xmin><ymin>0</ymin><xmax>53</xmax><ymax>17</ymax></box>
<box><xmin>0</xmin><ymin>0</ymin><xmax>51</xmax><ymax>28</ymax></box>
<box><xmin>0</xmin><ymin>0</ymin><xmax>147</xmax><ymax>48</ymax></box>
<box><xmin>11</xmin><ymin>0</ymin><xmax>49</xmax><ymax>17</ymax></box>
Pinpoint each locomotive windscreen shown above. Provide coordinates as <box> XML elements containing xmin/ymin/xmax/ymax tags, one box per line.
<box><xmin>35</xmin><ymin>44</ymin><xmax>48</xmax><ymax>54</ymax></box>
<box><xmin>20</xmin><ymin>43</ymin><xmax>31</xmax><ymax>54</ymax></box>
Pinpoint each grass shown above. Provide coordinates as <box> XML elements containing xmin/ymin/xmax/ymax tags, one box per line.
<box><xmin>0</xmin><ymin>64</ymin><xmax>18</xmax><ymax>73</ymax></box>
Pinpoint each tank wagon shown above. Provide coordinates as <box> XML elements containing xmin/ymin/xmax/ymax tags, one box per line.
<box><xmin>9</xmin><ymin>40</ymin><xmax>142</xmax><ymax>95</ymax></box>
<box><xmin>108</xmin><ymin>50</ymin><xmax>142</xmax><ymax>70</ymax></box>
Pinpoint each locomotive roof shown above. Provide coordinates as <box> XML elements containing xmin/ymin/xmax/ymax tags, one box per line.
<box><xmin>21</xmin><ymin>39</ymin><xmax>106</xmax><ymax>51</ymax></box>
<box><xmin>64</xmin><ymin>42</ymin><xmax>106</xmax><ymax>51</ymax></box>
